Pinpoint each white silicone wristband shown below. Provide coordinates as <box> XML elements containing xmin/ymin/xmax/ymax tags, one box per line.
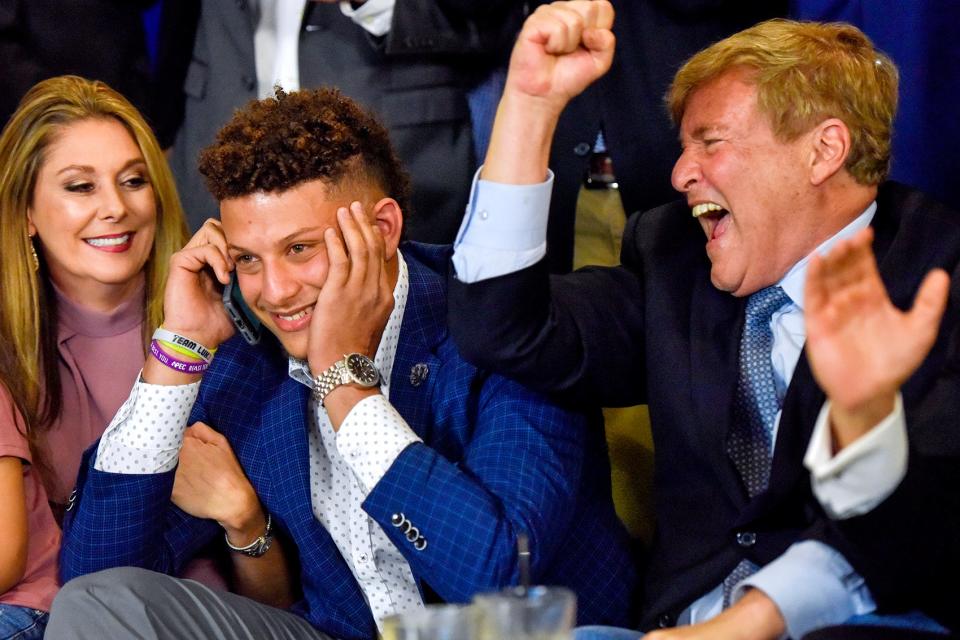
<box><xmin>152</xmin><ymin>327</ymin><xmax>215</xmax><ymax>363</ymax></box>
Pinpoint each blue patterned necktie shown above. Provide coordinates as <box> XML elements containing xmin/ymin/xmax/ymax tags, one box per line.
<box><xmin>728</xmin><ymin>285</ymin><xmax>790</xmax><ymax>497</ymax></box>
<box><xmin>722</xmin><ymin>285</ymin><xmax>790</xmax><ymax>606</ymax></box>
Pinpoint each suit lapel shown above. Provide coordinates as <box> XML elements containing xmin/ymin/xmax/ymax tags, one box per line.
<box><xmin>257</xmin><ymin>352</ymin><xmax>314</xmax><ymax>524</ymax></box>
<box><xmin>753</xmin><ymin>354</ymin><xmax>824</xmax><ymax>518</ymax></box>
<box><xmin>688</xmin><ymin>271</ymin><xmax>749</xmax><ymax>503</ymax></box>
<box><xmin>256</xmin><ymin>346</ymin><xmax>367</xmax><ymax>609</ymax></box>
<box><xmin>389</xmin><ymin>248</ymin><xmax>447</xmax><ymax>437</ymax></box>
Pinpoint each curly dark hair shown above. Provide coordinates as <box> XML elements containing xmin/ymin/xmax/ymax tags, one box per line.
<box><xmin>197</xmin><ymin>87</ymin><xmax>412</xmax><ymax>214</ymax></box>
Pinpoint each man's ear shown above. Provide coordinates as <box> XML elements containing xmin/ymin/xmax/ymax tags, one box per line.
<box><xmin>809</xmin><ymin>118</ymin><xmax>851</xmax><ymax>186</ymax></box>
<box><xmin>371</xmin><ymin>197</ymin><xmax>403</xmax><ymax>259</ymax></box>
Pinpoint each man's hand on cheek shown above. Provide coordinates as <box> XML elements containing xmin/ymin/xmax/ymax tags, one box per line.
<box><xmin>307</xmin><ymin>201</ymin><xmax>394</xmax><ymax>378</ymax></box>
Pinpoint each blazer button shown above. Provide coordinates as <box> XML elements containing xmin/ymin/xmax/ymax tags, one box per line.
<box><xmin>414</xmin><ymin>537</ymin><xmax>427</xmax><ymax>551</ymax></box>
<box><xmin>574</xmin><ymin>142</ymin><xmax>592</xmax><ymax>157</ymax></box>
<box><xmin>391</xmin><ymin>513</ymin><xmax>405</xmax><ymax>527</ymax></box>
<box><xmin>406</xmin><ymin>526</ymin><xmax>420</xmax><ymax>542</ymax></box>
<box><xmin>658</xmin><ymin>613</ymin><xmax>672</xmax><ymax>628</ymax></box>
<box><xmin>736</xmin><ymin>531</ymin><xmax>757</xmax><ymax>547</ymax></box>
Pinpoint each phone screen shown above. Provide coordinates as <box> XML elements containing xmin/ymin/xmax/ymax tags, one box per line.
<box><xmin>222</xmin><ymin>272</ymin><xmax>261</xmax><ymax>345</ymax></box>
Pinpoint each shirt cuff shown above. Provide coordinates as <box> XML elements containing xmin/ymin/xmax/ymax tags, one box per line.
<box><xmin>339</xmin><ymin>0</ymin><xmax>393</xmax><ymax>37</ymax></box>
<box><xmin>336</xmin><ymin>394</ymin><xmax>421</xmax><ymax>494</ymax></box>
<box><xmin>452</xmin><ymin>167</ymin><xmax>553</xmax><ymax>283</ymax></box>
<box><xmin>804</xmin><ymin>394</ymin><xmax>907</xmax><ymax>519</ymax></box>
<box><xmin>95</xmin><ymin>375</ymin><xmax>200</xmax><ymax>474</ymax></box>
<box><xmin>734</xmin><ymin>541</ymin><xmax>875</xmax><ymax>640</ymax></box>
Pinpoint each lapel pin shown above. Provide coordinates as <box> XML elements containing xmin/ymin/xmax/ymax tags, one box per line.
<box><xmin>409</xmin><ymin>363</ymin><xmax>429</xmax><ymax>387</ymax></box>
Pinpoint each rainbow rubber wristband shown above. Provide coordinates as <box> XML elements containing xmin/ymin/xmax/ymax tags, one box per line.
<box><xmin>152</xmin><ymin>327</ymin><xmax>215</xmax><ymax>363</ymax></box>
<box><xmin>150</xmin><ymin>340</ymin><xmax>210</xmax><ymax>374</ymax></box>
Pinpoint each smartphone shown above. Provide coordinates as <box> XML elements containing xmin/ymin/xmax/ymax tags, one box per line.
<box><xmin>222</xmin><ymin>272</ymin><xmax>261</xmax><ymax>345</ymax></box>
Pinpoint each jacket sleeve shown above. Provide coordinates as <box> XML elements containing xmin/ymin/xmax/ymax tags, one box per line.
<box><xmin>825</xmin><ymin>453</ymin><xmax>959</xmax><ymax>627</ymax></box>
<box><xmin>361</xmin><ymin>368</ymin><xmax>587</xmax><ymax>602</ymax></box>
<box><xmin>447</xmin><ymin>212</ymin><xmax>649</xmax><ymax>408</ymax></box>
<box><xmin>59</xmin><ymin>421</ymin><xmax>221</xmax><ymax>583</ymax></box>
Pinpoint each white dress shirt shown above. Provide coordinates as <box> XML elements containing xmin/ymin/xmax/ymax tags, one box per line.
<box><xmin>805</xmin><ymin>396</ymin><xmax>907</xmax><ymax>519</ymax></box>
<box><xmin>97</xmin><ymin>251</ymin><xmax>427</xmax><ymax>629</ymax></box>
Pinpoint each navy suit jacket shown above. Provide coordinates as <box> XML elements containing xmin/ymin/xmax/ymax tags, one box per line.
<box><xmin>60</xmin><ymin>243</ymin><xmax>636</xmax><ymax>639</ymax></box>
<box><xmin>448</xmin><ymin>183</ymin><xmax>960</xmax><ymax>630</ymax></box>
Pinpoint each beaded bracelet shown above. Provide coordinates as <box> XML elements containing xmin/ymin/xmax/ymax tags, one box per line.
<box><xmin>150</xmin><ymin>340</ymin><xmax>209</xmax><ymax>374</ymax></box>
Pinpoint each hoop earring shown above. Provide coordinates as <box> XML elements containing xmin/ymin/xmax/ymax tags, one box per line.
<box><xmin>28</xmin><ymin>234</ymin><xmax>39</xmax><ymax>272</ymax></box>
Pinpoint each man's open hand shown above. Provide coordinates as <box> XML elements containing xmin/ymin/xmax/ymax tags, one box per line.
<box><xmin>805</xmin><ymin>227</ymin><xmax>949</xmax><ymax>448</ymax></box>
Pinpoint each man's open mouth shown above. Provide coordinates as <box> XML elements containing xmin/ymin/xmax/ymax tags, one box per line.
<box><xmin>691</xmin><ymin>202</ymin><xmax>730</xmax><ymax>240</ymax></box>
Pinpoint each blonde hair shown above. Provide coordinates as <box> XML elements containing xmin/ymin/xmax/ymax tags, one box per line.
<box><xmin>0</xmin><ymin>76</ymin><xmax>188</xmax><ymax>479</ymax></box>
<box><xmin>668</xmin><ymin>19</ymin><xmax>898</xmax><ymax>185</ymax></box>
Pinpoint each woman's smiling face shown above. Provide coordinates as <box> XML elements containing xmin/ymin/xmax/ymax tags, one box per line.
<box><xmin>28</xmin><ymin>117</ymin><xmax>157</xmax><ymax>297</ymax></box>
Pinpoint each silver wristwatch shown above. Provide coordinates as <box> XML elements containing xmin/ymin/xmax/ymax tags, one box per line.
<box><xmin>312</xmin><ymin>353</ymin><xmax>381</xmax><ymax>405</ymax></box>
<box><xmin>224</xmin><ymin>512</ymin><xmax>273</xmax><ymax>558</ymax></box>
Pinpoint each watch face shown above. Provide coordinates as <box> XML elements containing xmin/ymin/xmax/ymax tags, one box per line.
<box><xmin>346</xmin><ymin>353</ymin><xmax>380</xmax><ymax>387</ymax></box>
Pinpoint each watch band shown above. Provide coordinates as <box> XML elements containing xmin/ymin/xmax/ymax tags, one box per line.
<box><xmin>224</xmin><ymin>512</ymin><xmax>273</xmax><ymax>558</ymax></box>
<box><xmin>311</xmin><ymin>353</ymin><xmax>380</xmax><ymax>405</ymax></box>
<box><xmin>312</xmin><ymin>360</ymin><xmax>348</xmax><ymax>405</ymax></box>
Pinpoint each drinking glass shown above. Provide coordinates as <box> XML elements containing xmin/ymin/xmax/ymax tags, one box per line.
<box><xmin>381</xmin><ymin>604</ymin><xmax>480</xmax><ymax>640</ymax></box>
<box><xmin>472</xmin><ymin>586</ymin><xmax>576</xmax><ymax>640</ymax></box>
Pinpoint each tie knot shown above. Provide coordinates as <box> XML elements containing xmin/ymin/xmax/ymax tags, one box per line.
<box><xmin>745</xmin><ymin>286</ymin><xmax>790</xmax><ymax>323</ymax></box>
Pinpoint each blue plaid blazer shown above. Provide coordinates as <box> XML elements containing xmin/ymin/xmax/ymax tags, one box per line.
<box><xmin>60</xmin><ymin>243</ymin><xmax>636</xmax><ymax>639</ymax></box>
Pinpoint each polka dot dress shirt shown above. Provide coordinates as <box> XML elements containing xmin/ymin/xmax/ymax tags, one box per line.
<box><xmin>96</xmin><ymin>251</ymin><xmax>425</xmax><ymax>628</ymax></box>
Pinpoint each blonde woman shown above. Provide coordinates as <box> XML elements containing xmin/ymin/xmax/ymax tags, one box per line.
<box><xmin>0</xmin><ymin>75</ymin><xmax>188</xmax><ymax>638</ymax></box>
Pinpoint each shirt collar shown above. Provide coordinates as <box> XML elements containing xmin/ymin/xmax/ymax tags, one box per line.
<box><xmin>778</xmin><ymin>201</ymin><xmax>877</xmax><ymax>310</ymax></box>
<box><xmin>288</xmin><ymin>249</ymin><xmax>410</xmax><ymax>396</ymax></box>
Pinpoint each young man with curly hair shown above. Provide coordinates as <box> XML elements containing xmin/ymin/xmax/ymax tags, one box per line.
<box><xmin>46</xmin><ymin>87</ymin><xmax>636</xmax><ymax>640</ymax></box>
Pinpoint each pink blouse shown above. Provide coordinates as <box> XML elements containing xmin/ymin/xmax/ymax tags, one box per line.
<box><xmin>42</xmin><ymin>285</ymin><xmax>145</xmax><ymax>507</ymax></box>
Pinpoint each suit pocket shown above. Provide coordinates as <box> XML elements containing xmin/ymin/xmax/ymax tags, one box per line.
<box><xmin>183</xmin><ymin>60</ymin><xmax>208</xmax><ymax>100</ymax></box>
